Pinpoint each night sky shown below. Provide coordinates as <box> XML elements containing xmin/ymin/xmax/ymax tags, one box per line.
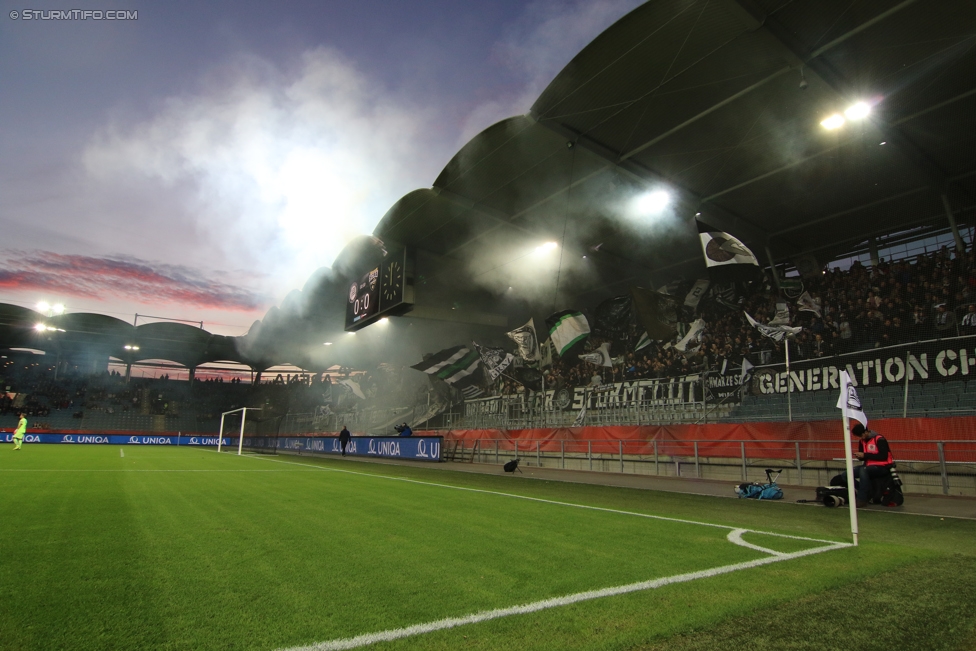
<box><xmin>0</xmin><ymin>0</ymin><xmax>642</xmax><ymax>334</ymax></box>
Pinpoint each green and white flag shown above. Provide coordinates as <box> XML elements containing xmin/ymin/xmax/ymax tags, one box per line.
<box><xmin>635</xmin><ymin>331</ymin><xmax>652</xmax><ymax>351</ymax></box>
<box><xmin>411</xmin><ymin>346</ymin><xmax>484</xmax><ymax>398</ymax></box>
<box><xmin>545</xmin><ymin>310</ymin><xmax>590</xmax><ymax>357</ymax></box>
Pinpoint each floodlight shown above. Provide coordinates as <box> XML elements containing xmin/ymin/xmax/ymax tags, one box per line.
<box><xmin>844</xmin><ymin>102</ymin><xmax>871</xmax><ymax>120</ymax></box>
<box><xmin>36</xmin><ymin>301</ymin><xmax>50</xmax><ymax>313</ymax></box>
<box><xmin>52</xmin><ymin>303</ymin><xmax>65</xmax><ymax>315</ymax></box>
<box><xmin>323</xmin><ymin>342</ymin><xmax>333</xmax><ymax>346</ymax></box>
<box><xmin>34</xmin><ymin>323</ymin><xmax>47</xmax><ymax>332</ymax></box>
<box><xmin>378</xmin><ymin>317</ymin><xmax>389</xmax><ymax>324</ymax></box>
<box><xmin>820</xmin><ymin>114</ymin><xmax>845</xmax><ymax>130</ymax></box>
<box><xmin>634</xmin><ymin>190</ymin><xmax>670</xmax><ymax>214</ymax></box>
<box><xmin>534</xmin><ymin>241</ymin><xmax>558</xmax><ymax>255</ymax></box>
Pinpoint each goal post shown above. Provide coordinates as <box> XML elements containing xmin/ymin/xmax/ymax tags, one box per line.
<box><xmin>217</xmin><ymin>407</ymin><xmax>261</xmax><ymax>455</ymax></box>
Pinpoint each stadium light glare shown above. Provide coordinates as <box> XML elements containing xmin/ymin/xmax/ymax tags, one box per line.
<box><xmin>52</xmin><ymin>303</ymin><xmax>65</xmax><ymax>315</ymax></box>
<box><xmin>323</xmin><ymin>342</ymin><xmax>333</xmax><ymax>346</ymax></box>
<box><xmin>533</xmin><ymin>241</ymin><xmax>558</xmax><ymax>255</ymax></box>
<box><xmin>634</xmin><ymin>190</ymin><xmax>670</xmax><ymax>214</ymax></box>
<box><xmin>34</xmin><ymin>323</ymin><xmax>47</xmax><ymax>332</ymax></box>
<box><xmin>36</xmin><ymin>301</ymin><xmax>50</xmax><ymax>313</ymax></box>
<box><xmin>378</xmin><ymin>317</ymin><xmax>389</xmax><ymax>325</ymax></box>
<box><xmin>844</xmin><ymin>102</ymin><xmax>871</xmax><ymax>120</ymax></box>
<box><xmin>820</xmin><ymin>114</ymin><xmax>845</xmax><ymax>130</ymax></box>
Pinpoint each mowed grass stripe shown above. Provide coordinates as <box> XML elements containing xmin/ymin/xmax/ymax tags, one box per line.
<box><xmin>242</xmin><ymin>452</ymin><xmax>845</xmax><ymax>546</ymax></box>
<box><xmin>277</xmin><ymin>539</ymin><xmax>849</xmax><ymax>651</ymax></box>
<box><xmin>2</xmin><ymin>446</ymin><xmax>780</xmax><ymax>651</ymax></box>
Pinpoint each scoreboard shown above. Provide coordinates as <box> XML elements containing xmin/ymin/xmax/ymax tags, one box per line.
<box><xmin>344</xmin><ymin>246</ymin><xmax>413</xmax><ymax>331</ymax></box>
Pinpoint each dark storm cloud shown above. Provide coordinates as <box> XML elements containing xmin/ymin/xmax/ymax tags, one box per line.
<box><xmin>0</xmin><ymin>252</ymin><xmax>264</xmax><ymax>312</ymax></box>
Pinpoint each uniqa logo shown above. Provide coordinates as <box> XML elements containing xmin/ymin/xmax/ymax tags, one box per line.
<box><xmin>129</xmin><ymin>436</ymin><xmax>141</xmax><ymax>444</ymax></box>
<box><xmin>62</xmin><ymin>435</ymin><xmax>75</xmax><ymax>443</ymax></box>
<box><xmin>189</xmin><ymin>437</ymin><xmax>200</xmax><ymax>445</ymax></box>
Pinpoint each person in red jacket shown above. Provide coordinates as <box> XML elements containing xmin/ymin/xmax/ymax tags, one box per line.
<box><xmin>831</xmin><ymin>422</ymin><xmax>895</xmax><ymax>507</ymax></box>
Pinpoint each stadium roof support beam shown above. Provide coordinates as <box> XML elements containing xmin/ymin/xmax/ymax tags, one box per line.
<box><xmin>730</xmin><ymin>0</ymin><xmax>953</xmax><ymax>196</ymax></box>
<box><xmin>941</xmin><ymin>194</ymin><xmax>968</xmax><ymax>254</ymax></box>
<box><xmin>616</xmin><ymin>0</ymin><xmax>918</xmax><ymax>165</ymax></box>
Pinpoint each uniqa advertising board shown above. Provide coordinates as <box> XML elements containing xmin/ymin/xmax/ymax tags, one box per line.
<box><xmin>275</xmin><ymin>436</ymin><xmax>442</xmax><ymax>461</ymax></box>
<box><xmin>0</xmin><ymin>432</ymin><xmax>443</xmax><ymax>462</ymax></box>
<box><xmin>0</xmin><ymin>433</ymin><xmax>227</xmax><ymax>446</ymax></box>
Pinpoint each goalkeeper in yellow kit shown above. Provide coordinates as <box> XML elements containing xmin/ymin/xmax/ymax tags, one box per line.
<box><xmin>13</xmin><ymin>412</ymin><xmax>26</xmax><ymax>450</ymax></box>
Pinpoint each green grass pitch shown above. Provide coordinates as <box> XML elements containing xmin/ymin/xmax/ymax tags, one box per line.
<box><xmin>2</xmin><ymin>445</ymin><xmax>975</xmax><ymax>650</ymax></box>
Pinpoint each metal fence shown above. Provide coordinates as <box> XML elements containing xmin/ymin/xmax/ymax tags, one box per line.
<box><xmin>442</xmin><ymin>437</ymin><xmax>976</xmax><ymax>497</ymax></box>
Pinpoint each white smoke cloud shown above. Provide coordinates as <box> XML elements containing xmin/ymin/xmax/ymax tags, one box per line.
<box><xmin>83</xmin><ymin>48</ymin><xmax>442</xmax><ymax>297</ymax></box>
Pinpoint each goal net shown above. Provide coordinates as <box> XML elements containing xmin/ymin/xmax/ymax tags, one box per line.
<box><xmin>217</xmin><ymin>408</ymin><xmax>279</xmax><ymax>455</ymax></box>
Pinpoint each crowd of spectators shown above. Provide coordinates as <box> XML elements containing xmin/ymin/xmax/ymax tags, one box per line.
<box><xmin>494</xmin><ymin>245</ymin><xmax>976</xmax><ymax>396</ymax></box>
<box><xmin>3</xmin><ymin>244</ymin><xmax>975</xmax><ymax>418</ymax></box>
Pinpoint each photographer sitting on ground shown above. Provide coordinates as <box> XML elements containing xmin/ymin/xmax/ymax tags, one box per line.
<box><xmin>830</xmin><ymin>422</ymin><xmax>895</xmax><ymax>507</ymax></box>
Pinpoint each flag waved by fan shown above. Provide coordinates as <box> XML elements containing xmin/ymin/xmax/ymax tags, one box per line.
<box><xmin>545</xmin><ymin>310</ymin><xmax>590</xmax><ymax>357</ymax></box>
<box><xmin>410</xmin><ymin>345</ymin><xmax>484</xmax><ymax>399</ymax></box>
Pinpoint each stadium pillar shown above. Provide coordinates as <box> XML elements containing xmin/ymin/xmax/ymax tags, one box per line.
<box><xmin>941</xmin><ymin>194</ymin><xmax>967</xmax><ymax>254</ymax></box>
<box><xmin>868</xmin><ymin>238</ymin><xmax>880</xmax><ymax>267</ymax></box>
<box><xmin>188</xmin><ymin>367</ymin><xmax>196</xmax><ymax>385</ymax></box>
<box><xmin>125</xmin><ymin>362</ymin><xmax>131</xmax><ymax>382</ymax></box>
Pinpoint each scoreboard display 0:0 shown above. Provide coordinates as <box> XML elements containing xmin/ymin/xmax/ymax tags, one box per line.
<box><xmin>346</xmin><ymin>266</ymin><xmax>379</xmax><ymax>328</ymax></box>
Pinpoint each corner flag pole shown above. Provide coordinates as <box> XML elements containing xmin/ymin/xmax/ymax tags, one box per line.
<box><xmin>841</xmin><ymin>413</ymin><xmax>860</xmax><ymax>546</ymax></box>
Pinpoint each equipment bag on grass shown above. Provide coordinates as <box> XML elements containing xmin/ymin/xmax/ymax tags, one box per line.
<box><xmin>735</xmin><ymin>468</ymin><xmax>783</xmax><ymax>500</ymax></box>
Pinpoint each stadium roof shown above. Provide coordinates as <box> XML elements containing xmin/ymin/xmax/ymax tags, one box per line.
<box><xmin>375</xmin><ymin>0</ymin><xmax>974</xmax><ymax>297</ymax></box>
<box><xmin>6</xmin><ymin>1</ymin><xmax>973</xmax><ymax>372</ymax></box>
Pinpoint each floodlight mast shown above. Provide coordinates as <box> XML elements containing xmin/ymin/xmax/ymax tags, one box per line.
<box><xmin>217</xmin><ymin>407</ymin><xmax>262</xmax><ymax>455</ymax></box>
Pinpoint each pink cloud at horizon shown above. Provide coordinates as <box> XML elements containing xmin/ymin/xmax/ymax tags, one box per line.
<box><xmin>0</xmin><ymin>251</ymin><xmax>268</xmax><ymax>315</ymax></box>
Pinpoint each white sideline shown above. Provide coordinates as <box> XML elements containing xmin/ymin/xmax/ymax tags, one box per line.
<box><xmin>276</xmin><ymin>540</ymin><xmax>850</xmax><ymax>651</ymax></box>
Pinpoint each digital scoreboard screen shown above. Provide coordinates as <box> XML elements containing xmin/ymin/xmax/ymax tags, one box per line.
<box><xmin>346</xmin><ymin>266</ymin><xmax>380</xmax><ymax>328</ymax></box>
<box><xmin>343</xmin><ymin>246</ymin><xmax>413</xmax><ymax>332</ymax></box>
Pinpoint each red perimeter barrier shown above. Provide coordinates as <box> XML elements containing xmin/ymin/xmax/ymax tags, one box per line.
<box><xmin>419</xmin><ymin>416</ymin><xmax>976</xmax><ymax>462</ymax></box>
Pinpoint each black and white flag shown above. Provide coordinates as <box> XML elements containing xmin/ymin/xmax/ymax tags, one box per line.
<box><xmin>797</xmin><ymin>291</ymin><xmax>822</xmax><ymax>318</ymax></box>
<box><xmin>474</xmin><ymin>342</ymin><xmax>515</xmax><ymax>382</ymax></box>
<box><xmin>744</xmin><ymin>311</ymin><xmax>802</xmax><ymax>342</ymax></box>
<box><xmin>674</xmin><ymin>319</ymin><xmax>706</xmax><ymax>353</ymax></box>
<box><xmin>578</xmin><ymin>342</ymin><xmax>612</xmax><ymax>367</ymax></box>
<box><xmin>697</xmin><ymin>220</ymin><xmax>760</xmax><ymax>271</ymax></box>
<box><xmin>684</xmin><ymin>279</ymin><xmax>710</xmax><ymax>309</ymax></box>
<box><xmin>506</xmin><ymin>318</ymin><xmax>541</xmax><ymax>362</ymax></box>
<box><xmin>836</xmin><ymin>369</ymin><xmax>867</xmax><ymax>428</ymax></box>
<box><xmin>768</xmin><ymin>302</ymin><xmax>791</xmax><ymax>326</ymax></box>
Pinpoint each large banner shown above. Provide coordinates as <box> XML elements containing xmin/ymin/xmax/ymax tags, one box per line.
<box><xmin>751</xmin><ymin>335</ymin><xmax>976</xmax><ymax>395</ymax></box>
<box><xmin>465</xmin><ymin>375</ymin><xmax>703</xmax><ymax>416</ymax></box>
